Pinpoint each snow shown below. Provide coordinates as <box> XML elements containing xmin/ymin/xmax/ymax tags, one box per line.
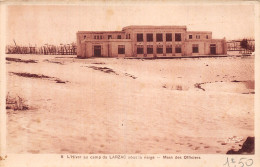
<box><xmin>6</xmin><ymin>54</ymin><xmax>254</xmax><ymax>154</ymax></box>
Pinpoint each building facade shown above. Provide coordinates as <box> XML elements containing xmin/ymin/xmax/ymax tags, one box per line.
<box><xmin>77</xmin><ymin>25</ymin><xmax>227</xmax><ymax>58</ymax></box>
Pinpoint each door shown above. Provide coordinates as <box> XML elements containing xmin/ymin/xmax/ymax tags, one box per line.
<box><xmin>210</xmin><ymin>44</ymin><xmax>216</xmax><ymax>55</ymax></box>
<box><xmin>94</xmin><ymin>45</ymin><xmax>101</xmax><ymax>57</ymax></box>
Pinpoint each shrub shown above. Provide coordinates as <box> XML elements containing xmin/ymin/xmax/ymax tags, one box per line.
<box><xmin>6</xmin><ymin>93</ymin><xmax>29</xmax><ymax>110</ymax></box>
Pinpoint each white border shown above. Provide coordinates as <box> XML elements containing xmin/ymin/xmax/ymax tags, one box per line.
<box><xmin>0</xmin><ymin>1</ymin><xmax>259</xmax><ymax>167</ymax></box>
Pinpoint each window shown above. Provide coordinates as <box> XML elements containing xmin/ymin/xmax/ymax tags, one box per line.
<box><xmin>166</xmin><ymin>45</ymin><xmax>172</xmax><ymax>53</ymax></box>
<box><xmin>117</xmin><ymin>35</ymin><xmax>121</xmax><ymax>39</ymax></box>
<box><xmin>175</xmin><ymin>46</ymin><xmax>182</xmax><ymax>53</ymax></box>
<box><xmin>196</xmin><ymin>35</ymin><xmax>200</xmax><ymax>39</ymax></box>
<box><xmin>166</xmin><ymin>48</ymin><xmax>172</xmax><ymax>53</ymax></box>
<box><xmin>118</xmin><ymin>45</ymin><xmax>125</xmax><ymax>54</ymax></box>
<box><xmin>175</xmin><ymin>33</ymin><xmax>182</xmax><ymax>41</ymax></box>
<box><xmin>147</xmin><ymin>48</ymin><xmax>153</xmax><ymax>54</ymax></box>
<box><xmin>124</xmin><ymin>34</ymin><xmax>130</xmax><ymax>39</ymax></box>
<box><xmin>84</xmin><ymin>35</ymin><xmax>86</xmax><ymax>39</ymax></box>
<box><xmin>137</xmin><ymin>34</ymin><xmax>143</xmax><ymax>42</ymax></box>
<box><xmin>192</xmin><ymin>44</ymin><xmax>199</xmax><ymax>53</ymax></box>
<box><xmin>147</xmin><ymin>34</ymin><xmax>153</xmax><ymax>42</ymax></box>
<box><xmin>156</xmin><ymin>33</ymin><xmax>163</xmax><ymax>42</ymax></box>
<box><xmin>157</xmin><ymin>48</ymin><xmax>163</xmax><ymax>54</ymax></box>
<box><xmin>166</xmin><ymin>33</ymin><xmax>172</xmax><ymax>41</ymax></box>
<box><xmin>206</xmin><ymin>35</ymin><xmax>209</xmax><ymax>39</ymax></box>
<box><xmin>108</xmin><ymin>35</ymin><xmax>112</xmax><ymax>39</ymax></box>
<box><xmin>189</xmin><ymin>35</ymin><xmax>192</xmax><ymax>39</ymax></box>
<box><xmin>157</xmin><ymin>45</ymin><xmax>163</xmax><ymax>54</ymax></box>
<box><xmin>97</xmin><ymin>36</ymin><xmax>99</xmax><ymax>39</ymax></box>
<box><xmin>137</xmin><ymin>48</ymin><xmax>143</xmax><ymax>54</ymax></box>
<box><xmin>147</xmin><ymin>45</ymin><xmax>153</xmax><ymax>54</ymax></box>
<box><xmin>137</xmin><ymin>45</ymin><xmax>143</xmax><ymax>54</ymax></box>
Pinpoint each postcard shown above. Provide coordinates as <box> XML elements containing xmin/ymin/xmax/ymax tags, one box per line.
<box><xmin>0</xmin><ymin>1</ymin><xmax>259</xmax><ymax>167</ymax></box>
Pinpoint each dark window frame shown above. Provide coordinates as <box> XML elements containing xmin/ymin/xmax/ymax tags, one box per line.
<box><xmin>117</xmin><ymin>35</ymin><xmax>121</xmax><ymax>39</ymax></box>
<box><xmin>108</xmin><ymin>35</ymin><xmax>112</xmax><ymax>39</ymax></box>
<box><xmin>166</xmin><ymin>33</ymin><xmax>172</xmax><ymax>41</ymax></box>
<box><xmin>166</xmin><ymin>47</ymin><xmax>172</xmax><ymax>53</ymax></box>
<box><xmin>175</xmin><ymin>33</ymin><xmax>182</xmax><ymax>41</ymax></box>
<box><xmin>192</xmin><ymin>44</ymin><xmax>199</xmax><ymax>53</ymax></box>
<box><xmin>137</xmin><ymin>48</ymin><xmax>144</xmax><ymax>54</ymax></box>
<box><xmin>156</xmin><ymin>33</ymin><xmax>163</xmax><ymax>42</ymax></box>
<box><xmin>147</xmin><ymin>47</ymin><xmax>153</xmax><ymax>54</ymax></box>
<box><xmin>175</xmin><ymin>46</ymin><xmax>182</xmax><ymax>53</ymax></box>
<box><xmin>189</xmin><ymin>35</ymin><xmax>192</xmax><ymax>39</ymax></box>
<box><xmin>137</xmin><ymin>34</ymin><xmax>143</xmax><ymax>42</ymax></box>
<box><xmin>118</xmin><ymin>45</ymin><xmax>125</xmax><ymax>54</ymax></box>
<box><xmin>157</xmin><ymin>47</ymin><xmax>163</xmax><ymax>54</ymax></box>
<box><xmin>147</xmin><ymin>33</ymin><xmax>153</xmax><ymax>42</ymax></box>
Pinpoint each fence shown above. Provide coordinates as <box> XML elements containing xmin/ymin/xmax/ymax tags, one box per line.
<box><xmin>6</xmin><ymin>44</ymin><xmax>77</xmax><ymax>55</ymax></box>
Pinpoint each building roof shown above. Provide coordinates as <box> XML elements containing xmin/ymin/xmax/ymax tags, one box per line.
<box><xmin>77</xmin><ymin>31</ymin><xmax>124</xmax><ymax>34</ymax></box>
<box><xmin>187</xmin><ymin>31</ymin><xmax>212</xmax><ymax>34</ymax></box>
<box><xmin>77</xmin><ymin>25</ymin><xmax>222</xmax><ymax>35</ymax></box>
<box><xmin>122</xmin><ymin>25</ymin><xmax>187</xmax><ymax>31</ymax></box>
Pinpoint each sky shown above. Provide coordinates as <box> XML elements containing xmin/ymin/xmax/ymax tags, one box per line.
<box><xmin>6</xmin><ymin>3</ymin><xmax>256</xmax><ymax>46</ymax></box>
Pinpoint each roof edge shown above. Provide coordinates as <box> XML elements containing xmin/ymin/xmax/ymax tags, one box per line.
<box><xmin>122</xmin><ymin>25</ymin><xmax>187</xmax><ymax>30</ymax></box>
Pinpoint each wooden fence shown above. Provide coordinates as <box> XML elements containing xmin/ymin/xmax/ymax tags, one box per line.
<box><xmin>6</xmin><ymin>44</ymin><xmax>77</xmax><ymax>55</ymax></box>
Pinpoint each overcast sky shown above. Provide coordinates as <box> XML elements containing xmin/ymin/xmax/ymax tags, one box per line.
<box><xmin>6</xmin><ymin>3</ymin><xmax>255</xmax><ymax>46</ymax></box>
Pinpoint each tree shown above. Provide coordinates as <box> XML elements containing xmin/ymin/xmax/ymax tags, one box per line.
<box><xmin>240</xmin><ymin>39</ymin><xmax>248</xmax><ymax>49</ymax></box>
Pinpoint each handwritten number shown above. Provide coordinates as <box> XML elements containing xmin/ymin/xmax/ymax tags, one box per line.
<box><xmin>245</xmin><ymin>159</ymin><xmax>253</xmax><ymax>166</ymax></box>
<box><xmin>224</xmin><ymin>158</ymin><xmax>253</xmax><ymax>167</ymax></box>
<box><xmin>224</xmin><ymin>157</ymin><xmax>230</xmax><ymax>167</ymax></box>
<box><xmin>238</xmin><ymin>158</ymin><xmax>246</xmax><ymax>167</ymax></box>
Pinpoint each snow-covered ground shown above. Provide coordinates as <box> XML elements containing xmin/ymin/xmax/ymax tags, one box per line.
<box><xmin>6</xmin><ymin>54</ymin><xmax>254</xmax><ymax>154</ymax></box>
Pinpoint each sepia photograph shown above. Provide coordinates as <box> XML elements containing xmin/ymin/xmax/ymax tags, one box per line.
<box><xmin>1</xmin><ymin>1</ymin><xmax>259</xmax><ymax>166</ymax></box>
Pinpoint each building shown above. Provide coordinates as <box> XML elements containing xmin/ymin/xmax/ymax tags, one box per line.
<box><xmin>76</xmin><ymin>25</ymin><xmax>227</xmax><ymax>58</ymax></box>
<box><xmin>227</xmin><ymin>40</ymin><xmax>242</xmax><ymax>51</ymax></box>
<box><xmin>227</xmin><ymin>39</ymin><xmax>255</xmax><ymax>51</ymax></box>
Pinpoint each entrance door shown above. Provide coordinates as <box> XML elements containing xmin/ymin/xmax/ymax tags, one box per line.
<box><xmin>210</xmin><ymin>44</ymin><xmax>216</xmax><ymax>55</ymax></box>
<box><xmin>94</xmin><ymin>45</ymin><xmax>101</xmax><ymax>57</ymax></box>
